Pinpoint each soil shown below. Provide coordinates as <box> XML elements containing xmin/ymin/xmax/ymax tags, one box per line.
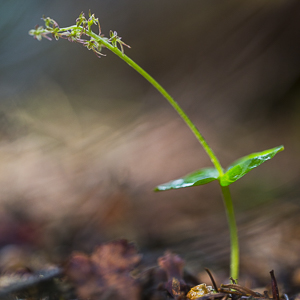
<box><xmin>0</xmin><ymin>239</ymin><xmax>297</xmax><ymax>300</ymax></box>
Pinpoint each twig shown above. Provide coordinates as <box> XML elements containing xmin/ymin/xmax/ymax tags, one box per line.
<box><xmin>205</xmin><ymin>268</ymin><xmax>219</xmax><ymax>292</ymax></box>
<box><xmin>220</xmin><ymin>284</ymin><xmax>262</xmax><ymax>298</ymax></box>
<box><xmin>270</xmin><ymin>270</ymin><xmax>279</xmax><ymax>300</ymax></box>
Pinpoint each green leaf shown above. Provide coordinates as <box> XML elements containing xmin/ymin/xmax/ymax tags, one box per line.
<box><xmin>154</xmin><ymin>167</ymin><xmax>219</xmax><ymax>191</ymax></box>
<box><xmin>220</xmin><ymin>145</ymin><xmax>284</xmax><ymax>187</ymax></box>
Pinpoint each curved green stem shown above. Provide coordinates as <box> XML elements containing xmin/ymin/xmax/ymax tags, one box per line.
<box><xmin>108</xmin><ymin>40</ymin><xmax>240</xmax><ymax>279</ymax></box>
<box><xmin>220</xmin><ymin>185</ymin><xmax>239</xmax><ymax>280</ymax></box>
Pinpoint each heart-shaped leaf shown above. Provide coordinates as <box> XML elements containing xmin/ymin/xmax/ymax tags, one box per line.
<box><xmin>220</xmin><ymin>145</ymin><xmax>284</xmax><ymax>187</ymax></box>
<box><xmin>154</xmin><ymin>167</ymin><xmax>219</xmax><ymax>191</ymax></box>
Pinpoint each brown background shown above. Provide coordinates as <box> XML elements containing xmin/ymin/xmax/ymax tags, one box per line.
<box><xmin>0</xmin><ymin>0</ymin><xmax>300</xmax><ymax>289</ymax></box>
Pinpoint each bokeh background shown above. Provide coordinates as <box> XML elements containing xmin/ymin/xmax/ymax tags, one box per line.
<box><xmin>1</xmin><ymin>0</ymin><xmax>300</xmax><ymax>290</ymax></box>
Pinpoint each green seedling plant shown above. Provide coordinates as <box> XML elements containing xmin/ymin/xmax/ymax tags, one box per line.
<box><xmin>29</xmin><ymin>12</ymin><xmax>284</xmax><ymax>280</ymax></box>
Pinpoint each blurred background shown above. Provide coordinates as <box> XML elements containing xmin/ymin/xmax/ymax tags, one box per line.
<box><xmin>1</xmin><ymin>0</ymin><xmax>300</xmax><ymax>291</ymax></box>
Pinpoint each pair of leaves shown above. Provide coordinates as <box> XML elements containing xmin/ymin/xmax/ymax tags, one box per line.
<box><xmin>155</xmin><ymin>145</ymin><xmax>284</xmax><ymax>191</ymax></box>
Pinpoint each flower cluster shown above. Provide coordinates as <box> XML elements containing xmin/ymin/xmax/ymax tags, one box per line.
<box><xmin>29</xmin><ymin>11</ymin><xmax>130</xmax><ymax>57</ymax></box>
